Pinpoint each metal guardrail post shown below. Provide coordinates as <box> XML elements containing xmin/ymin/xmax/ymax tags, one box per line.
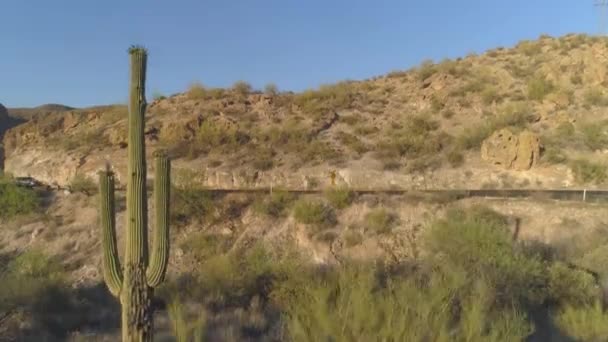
<box><xmin>583</xmin><ymin>189</ymin><xmax>587</xmax><ymax>202</ymax></box>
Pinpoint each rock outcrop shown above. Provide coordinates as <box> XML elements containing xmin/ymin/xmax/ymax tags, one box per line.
<box><xmin>481</xmin><ymin>129</ymin><xmax>541</xmax><ymax>171</ymax></box>
<box><xmin>0</xmin><ymin>104</ymin><xmax>8</xmax><ymax>122</ymax></box>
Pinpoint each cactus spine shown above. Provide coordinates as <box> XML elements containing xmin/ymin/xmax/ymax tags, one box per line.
<box><xmin>98</xmin><ymin>46</ymin><xmax>171</xmax><ymax>341</ymax></box>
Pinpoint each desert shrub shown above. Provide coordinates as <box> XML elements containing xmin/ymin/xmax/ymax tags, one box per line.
<box><xmin>232</xmin><ymin>80</ymin><xmax>252</xmax><ymax>96</ymax></box>
<box><xmin>364</xmin><ymin>208</ymin><xmax>396</xmax><ymax>234</ymax></box>
<box><xmin>339</xmin><ymin>114</ymin><xmax>362</xmax><ymax>126</ymax></box>
<box><xmin>252</xmin><ymin>190</ymin><xmax>296</xmax><ymax>218</ymax></box>
<box><xmin>0</xmin><ymin>181</ymin><xmax>41</xmax><ymax>219</ymax></box>
<box><xmin>171</xmin><ymin>186</ymin><xmax>216</xmax><ymax>224</ymax></box>
<box><xmin>337</xmin><ymin>131</ymin><xmax>369</xmax><ymax>155</ymax></box>
<box><xmin>54</xmin><ymin>130</ymin><xmax>111</xmax><ymax>152</ymax></box>
<box><xmin>554</xmin><ymin>302</ymin><xmax>608</xmax><ymax>341</ymax></box>
<box><xmin>324</xmin><ymin>187</ymin><xmax>355</xmax><ymax>209</ymax></box>
<box><xmin>436</xmin><ymin>58</ymin><xmax>469</xmax><ymax>76</ymax></box>
<box><xmin>580</xmin><ymin>121</ymin><xmax>608</xmax><ymax>151</ymax></box>
<box><xmin>541</xmin><ymin>147</ymin><xmax>568</xmax><ymax>164</ymax></box>
<box><xmin>481</xmin><ymin>87</ymin><xmax>500</xmax><ymax>105</ymax></box>
<box><xmin>424</xmin><ymin>205</ymin><xmax>547</xmax><ymax>306</ymax></box>
<box><xmin>152</xmin><ymin>91</ymin><xmax>166</xmax><ymax>101</ymax></box>
<box><xmin>571</xmin><ymin>73</ymin><xmax>583</xmax><ymax>85</ymax></box>
<box><xmin>430</xmin><ymin>95</ymin><xmax>444</xmax><ymax>112</ymax></box>
<box><xmin>167</xmin><ymin>298</ymin><xmax>207</xmax><ymax>342</ymax></box>
<box><xmin>187</xmin><ymin>82</ymin><xmax>208</xmax><ymax>100</ymax></box>
<box><xmin>547</xmin><ymin>262</ymin><xmax>598</xmax><ymax>307</ymax></box>
<box><xmin>293</xmin><ymin>199</ymin><xmax>336</xmax><ymax>228</ymax></box>
<box><xmin>185</xmin><ymin>119</ymin><xmax>249</xmax><ymax>157</ymax></box>
<box><xmin>69</xmin><ymin>173</ymin><xmax>97</xmax><ymax>195</ymax></box>
<box><xmin>300</xmin><ymin>141</ymin><xmax>339</xmax><ymax>164</ymax></box>
<box><xmin>101</xmin><ymin>105</ymin><xmax>128</xmax><ymax>123</ymax></box>
<box><xmin>527</xmin><ymin>77</ymin><xmax>554</xmax><ymax>101</ymax></box>
<box><xmin>517</xmin><ymin>40</ymin><xmax>543</xmax><ymax>56</ymax></box>
<box><xmin>584</xmin><ymin>88</ymin><xmax>608</xmax><ymax>107</ymax></box>
<box><xmin>446</xmin><ymin>148</ymin><xmax>465</xmax><ymax>167</ymax></box>
<box><xmin>285</xmin><ymin>263</ymin><xmax>533</xmax><ymax>342</ymax></box>
<box><xmin>342</xmin><ymin>230</ymin><xmax>363</xmax><ymax>247</ymax></box>
<box><xmin>417</xmin><ymin>59</ymin><xmax>437</xmax><ymax>80</ymax></box>
<box><xmin>181</xmin><ymin>233</ymin><xmax>234</xmax><ymax>263</ymax></box>
<box><xmin>569</xmin><ymin>159</ymin><xmax>607</xmax><ymax>184</ymax></box>
<box><xmin>442</xmin><ymin>109</ymin><xmax>455</xmax><ymax>119</ymax></box>
<box><xmin>251</xmin><ymin>147</ymin><xmax>275</xmax><ymax>171</ymax></box>
<box><xmin>375</xmin><ymin>115</ymin><xmax>445</xmax><ymax>165</ymax></box>
<box><xmin>294</xmin><ymin>82</ymin><xmax>357</xmax><ymax>118</ymax></box>
<box><xmin>0</xmin><ymin>250</ymin><xmax>79</xmax><ymax>337</ymax></box>
<box><xmin>556</xmin><ymin>122</ymin><xmax>575</xmax><ymax>138</ymax></box>
<box><xmin>457</xmin><ymin>106</ymin><xmax>533</xmax><ymax>149</ymax></box>
<box><xmin>257</xmin><ymin>122</ymin><xmax>309</xmax><ymax>151</ymax></box>
<box><xmin>264</xmin><ymin>83</ymin><xmax>278</xmax><ymax>96</ymax></box>
<box><xmin>192</xmin><ymin>244</ymin><xmax>302</xmax><ymax>308</ymax></box>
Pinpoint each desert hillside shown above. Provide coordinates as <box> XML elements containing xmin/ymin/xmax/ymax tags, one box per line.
<box><xmin>4</xmin><ymin>33</ymin><xmax>608</xmax><ymax>191</ymax></box>
<box><xmin>4</xmin><ymin>33</ymin><xmax>608</xmax><ymax>341</ymax></box>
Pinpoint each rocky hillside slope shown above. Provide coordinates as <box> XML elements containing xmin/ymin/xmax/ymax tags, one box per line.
<box><xmin>4</xmin><ymin>33</ymin><xmax>608</xmax><ymax>190</ymax></box>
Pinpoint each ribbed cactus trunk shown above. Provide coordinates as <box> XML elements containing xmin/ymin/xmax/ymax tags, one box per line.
<box><xmin>99</xmin><ymin>46</ymin><xmax>171</xmax><ymax>342</ymax></box>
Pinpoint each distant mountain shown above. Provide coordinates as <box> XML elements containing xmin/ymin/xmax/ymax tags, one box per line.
<box><xmin>7</xmin><ymin>103</ymin><xmax>75</xmax><ymax>120</ymax></box>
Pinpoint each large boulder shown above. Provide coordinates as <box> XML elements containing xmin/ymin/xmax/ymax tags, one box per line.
<box><xmin>481</xmin><ymin>128</ymin><xmax>541</xmax><ymax>170</ymax></box>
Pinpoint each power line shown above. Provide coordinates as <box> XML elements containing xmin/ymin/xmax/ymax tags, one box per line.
<box><xmin>595</xmin><ymin>0</ymin><xmax>608</xmax><ymax>36</ymax></box>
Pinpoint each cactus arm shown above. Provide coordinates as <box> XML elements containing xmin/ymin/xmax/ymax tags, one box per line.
<box><xmin>147</xmin><ymin>151</ymin><xmax>171</xmax><ymax>287</ymax></box>
<box><xmin>99</xmin><ymin>170</ymin><xmax>123</xmax><ymax>297</ymax></box>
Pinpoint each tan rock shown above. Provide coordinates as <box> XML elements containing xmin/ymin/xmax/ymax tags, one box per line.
<box><xmin>481</xmin><ymin>129</ymin><xmax>541</xmax><ymax>170</ymax></box>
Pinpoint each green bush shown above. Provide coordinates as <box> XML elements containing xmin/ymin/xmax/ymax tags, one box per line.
<box><xmin>554</xmin><ymin>302</ymin><xmax>608</xmax><ymax>341</ymax></box>
<box><xmin>364</xmin><ymin>208</ymin><xmax>396</xmax><ymax>234</ymax></box>
<box><xmin>186</xmin><ymin>119</ymin><xmax>249</xmax><ymax>157</ymax></box>
<box><xmin>580</xmin><ymin>122</ymin><xmax>608</xmax><ymax>151</ymax></box>
<box><xmin>343</xmin><ymin>230</ymin><xmax>363</xmax><ymax>247</ymax></box>
<box><xmin>446</xmin><ymin>148</ymin><xmax>465</xmax><ymax>167</ymax></box>
<box><xmin>541</xmin><ymin>147</ymin><xmax>568</xmax><ymax>164</ymax></box>
<box><xmin>171</xmin><ymin>186</ymin><xmax>216</xmax><ymax>224</ymax></box>
<box><xmin>167</xmin><ymin>297</ymin><xmax>207</xmax><ymax>342</ymax></box>
<box><xmin>69</xmin><ymin>173</ymin><xmax>97</xmax><ymax>195</ymax></box>
<box><xmin>547</xmin><ymin>262</ymin><xmax>598</xmax><ymax>306</ymax></box>
<box><xmin>152</xmin><ymin>91</ymin><xmax>166</xmax><ymax>101</ymax></box>
<box><xmin>457</xmin><ymin>107</ymin><xmax>533</xmax><ymax>149</ymax></box>
<box><xmin>569</xmin><ymin>159</ymin><xmax>607</xmax><ymax>184</ymax></box>
<box><xmin>285</xmin><ymin>264</ymin><xmax>533</xmax><ymax>342</ymax></box>
<box><xmin>293</xmin><ymin>199</ymin><xmax>336</xmax><ymax>228</ymax></box>
<box><xmin>0</xmin><ymin>181</ymin><xmax>41</xmax><ymax>219</ymax></box>
<box><xmin>252</xmin><ymin>190</ymin><xmax>296</xmax><ymax>218</ymax></box>
<box><xmin>187</xmin><ymin>82</ymin><xmax>208</xmax><ymax>100</ymax></box>
<box><xmin>233</xmin><ymin>80</ymin><xmax>252</xmax><ymax>96</ymax></box>
<box><xmin>324</xmin><ymin>187</ymin><xmax>355</xmax><ymax>209</ymax></box>
<box><xmin>294</xmin><ymin>82</ymin><xmax>357</xmax><ymax>118</ymax></box>
<box><xmin>337</xmin><ymin>131</ymin><xmax>369</xmax><ymax>155</ymax></box>
<box><xmin>481</xmin><ymin>87</ymin><xmax>500</xmax><ymax>105</ymax></box>
<box><xmin>527</xmin><ymin>77</ymin><xmax>554</xmax><ymax>101</ymax></box>
<box><xmin>584</xmin><ymin>88</ymin><xmax>608</xmax><ymax>107</ymax></box>
<box><xmin>375</xmin><ymin>116</ymin><xmax>445</xmax><ymax>165</ymax></box>
<box><xmin>0</xmin><ymin>250</ymin><xmax>74</xmax><ymax>336</ymax></box>
<box><xmin>264</xmin><ymin>83</ymin><xmax>278</xmax><ymax>96</ymax></box>
<box><xmin>424</xmin><ymin>205</ymin><xmax>548</xmax><ymax>306</ymax></box>
<box><xmin>417</xmin><ymin>59</ymin><xmax>437</xmax><ymax>80</ymax></box>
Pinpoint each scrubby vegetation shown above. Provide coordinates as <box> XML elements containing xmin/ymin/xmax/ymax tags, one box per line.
<box><xmin>0</xmin><ymin>176</ymin><xmax>41</xmax><ymax>219</ymax></box>
<box><xmin>154</xmin><ymin>205</ymin><xmax>608</xmax><ymax>341</ymax></box>
<box><xmin>3</xmin><ymin>199</ymin><xmax>608</xmax><ymax>340</ymax></box>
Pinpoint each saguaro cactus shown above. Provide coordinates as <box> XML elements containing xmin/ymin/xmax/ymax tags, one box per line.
<box><xmin>98</xmin><ymin>46</ymin><xmax>171</xmax><ymax>341</ymax></box>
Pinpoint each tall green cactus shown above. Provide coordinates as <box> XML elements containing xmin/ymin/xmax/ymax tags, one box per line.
<box><xmin>98</xmin><ymin>46</ymin><xmax>171</xmax><ymax>341</ymax></box>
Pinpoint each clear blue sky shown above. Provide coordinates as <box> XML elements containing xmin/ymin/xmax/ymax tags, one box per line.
<box><xmin>0</xmin><ymin>0</ymin><xmax>600</xmax><ymax>108</ymax></box>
